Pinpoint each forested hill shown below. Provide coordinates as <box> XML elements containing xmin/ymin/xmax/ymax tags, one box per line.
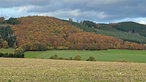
<box><xmin>70</xmin><ymin>21</ymin><xmax>146</xmax><ymax>44</ymax></box>
<box><xmin>0</xmin><ymin>16</ymin><xmax>145</xmax><ymax>50</ymax></box>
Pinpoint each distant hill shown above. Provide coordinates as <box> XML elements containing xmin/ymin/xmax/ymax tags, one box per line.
<box><xmin>69</xmin><ymin>21</ymin><xmax>146</xmax><ymax>44</ymax></box>
<box><xmin>0</xmin><ymin>16</ymin><xmax>145</xmax><ymax>50</ymax></box>
<box><xmin>110</xmin><ymin>22</ymin><xmax>146</xmax><ymax>37</ymax></box>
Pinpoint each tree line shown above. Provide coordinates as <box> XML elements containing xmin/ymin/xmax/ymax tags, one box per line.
<box><xmin>0</xmin><ymin>25</ymin><xmax>16</xmax><ymax>48</ymax></box>
<box><xmin>0</xmin><ymin>17</ymin><xmax>20</xmax><ymax>25</ymax></box>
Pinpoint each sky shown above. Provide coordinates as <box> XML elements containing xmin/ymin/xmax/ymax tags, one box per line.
<box><xmin>0</xmin><ymin>0</ymin><xmax>146</xmax><ymax>24</ymax></box>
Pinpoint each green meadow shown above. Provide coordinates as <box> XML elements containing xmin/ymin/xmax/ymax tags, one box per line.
<box><xmin>0</xmin><ymin>48</ymin><xmax>146</xmax><ymax>63</ymax></box>
<box><xmin>25</xmin><ymin>49</ymin><xmax>146</xmax><ymax>63</ymax></box>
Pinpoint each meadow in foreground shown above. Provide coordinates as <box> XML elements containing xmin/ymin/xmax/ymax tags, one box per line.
<box><xmin>0</xmin><ymin>58</ymin><xmax>146</xmax><ymax>82</ymax></box>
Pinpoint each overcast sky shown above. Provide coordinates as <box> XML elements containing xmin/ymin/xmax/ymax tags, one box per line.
<box><xmin>0</xmin><ymin>0</ymin><xmax>146</xmax><ymax>24</ymax></box>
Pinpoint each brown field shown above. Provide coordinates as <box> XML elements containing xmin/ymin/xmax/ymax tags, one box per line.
<box><xmin>0</xmin><ymin>58</ymin><xmax>146</xmax><ymax>82</ymax></box>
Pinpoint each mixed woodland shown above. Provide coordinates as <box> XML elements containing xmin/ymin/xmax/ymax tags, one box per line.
<box><xmin>0</xmin><ymin>16</ymin><xmax>146</xmax><ymax>54</ymax></box>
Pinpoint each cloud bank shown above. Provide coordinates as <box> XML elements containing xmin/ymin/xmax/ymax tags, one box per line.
<box><xmin>0</xmin><ymin>0</ymin><xmax>146</xmax><ymax>24</ymax></box>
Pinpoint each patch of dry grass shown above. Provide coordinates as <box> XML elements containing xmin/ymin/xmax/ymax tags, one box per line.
<box><xmin>0</xmin><ymin>58</ymin><xmax>146</xmax><ymax>82</ymax></box>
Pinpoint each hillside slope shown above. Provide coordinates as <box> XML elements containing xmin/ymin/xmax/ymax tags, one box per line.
<box><xmin>12</xmin><ymin>16</ymin><xmax>81</xmax><ymax>50</ymax></box>
<box><xmin>111</xmin><ymin>22</ymin><xmax>146</xmax><ymax>37</ymax></box>
<box><xmin>11</xmin><ymin>16</ymin><xmax>144</xmax><ymax>50</ymax></box>
<box><xmin>70</xmin><ymin>21</ymin><xmax>146</xmax><ymax>43</ymax></box>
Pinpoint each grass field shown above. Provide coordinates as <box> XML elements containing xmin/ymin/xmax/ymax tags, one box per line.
<box><xmin>25</xmin><ymin>50</ymin><xmax>146</xmax><ymax>63</ymax></box>
<box><xmin>0</xmin><ymin>58</ymin><xmax>146</xmax><ymax>82</ymax></box>
<box><xmin>1</xmin><ymin>48</ymin><xmax>146</xmax><ymax>63</ymax></box>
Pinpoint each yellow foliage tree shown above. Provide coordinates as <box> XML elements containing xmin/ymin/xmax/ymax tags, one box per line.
<box><xmin>2</xmin><ymin>40</ymin><xmax>9</xmax><ymax>48</ymax></box>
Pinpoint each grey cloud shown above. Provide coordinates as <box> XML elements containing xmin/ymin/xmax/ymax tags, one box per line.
<box><xmin>0</xmin><ymin>0</ymin><xmax>52</xmax><ymax>7</ymax></box>
<box><xmin>0</xmin><ymin>0</ymin><xmax>146</xmax><ymax>22</ymax></box>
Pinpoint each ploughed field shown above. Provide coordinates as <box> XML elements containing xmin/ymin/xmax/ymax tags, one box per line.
<box><xmin>0</xmin><ymin>58</ymin><xmax>146</xmax><ymax>82</ymax></box>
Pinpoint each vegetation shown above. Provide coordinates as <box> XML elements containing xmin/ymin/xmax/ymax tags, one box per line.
<box><xmin>65</xmin><ymin>20</ymin><xmax>97</xmax><ymax>32</ymax></box>
<box><xmin>0</xmin><ymin>48</ymin><xmax>24</xmax><ymax>58</ymax></box>
<box><xmin>5</xmin><ymin>17</ymin><xmax>20</xmax><ymax>25</ymax></box>
<box><xmin>0</xmin><ymin>17</ymin><xmax>20</xmax><ymax>25</ymax></box>
<box><xmin>0</xmin><ymin>25</ymin><xmax>16</xmax><ymax>48</ymax></box>
<box><xmin>0</xmin><ymin>14</ymin><xmax>146</xmax><ymax>82</ymax></box>
<box><xmin>12</xmin><ymin>16</ymin><xmax>81</xmax><ymax>50</ymax></box>
<box><xmin>70</xmin><ymin>20</ymin><xmax>146</xmax><ymax>44</ymax></box>
<box><xmin>0</xmin><ymin>17</ymin><xmax>4</xmax><ymax>24</ymax></box>
<box><xmin>96</xmin><ymin>28</ymin><xmax>146</xmax><ymax>43</ymax></box>
<box><xmin>14</xmin><ymin>47</ymin><xmax>25</xmax><ymax>58</ymax></box>
<box><xmin>47</xmin><ymin>54</ymin><xmax>93</xmax><ymax>61</ymax></box>
<box><xmin>49</xmin><ymin>54</ymin><xmax>58</xmax><ymax>59</ymax></box>
<box><xmin>86</xmin><ymin>56</ymin><xmax>96</xmax><ymax>61</ymax></box>
<box><xmin>0</xmin><ymin>16</ymin><xmax>145</xmax><ymax>52</ymax></box>
<box><xmin>25</xmin><ymin>50</ymin><xmax>146</xmax><ymax>63</ymax></box>
<box><xmin>73</xmin><ymin>55</ymin><xmax>81</xmax><ymax>60</ymax></box>
<box><xmin>10</xmin><ymin>16</ymin><xmax>145</xmax><ymax>50</ymax></box>
<box><xmin>0</xmin><ymin>48</ymin><xmax>15</xmax><ymax>53</ymax></box>
<box><xmin>81</xmin><ymin>20</ymin><xmax>97</xmax><ymax>28</ymax></box>
<box><xmin>0</xmin><ymin>16</ymin><xmax>145</xmax><ymax>51</ymax></box>
<box><xmin>0</xmin><ymin>58</ymin><xmax>146</xmax><ymax>82</ymax></box>
<box><xmin>97</xmin><ymin>22</ymin><xmax>146</xmax><ymax>43</ymax></box>
<box><xmin>0</xmin><ymin>52</ymin><xmax>24</xmax><ymax>58</ymax></box>
<box><xmin>111</xmin><ymin>22</ymin><xmax>146</xmax><ymax>37</ymax></box>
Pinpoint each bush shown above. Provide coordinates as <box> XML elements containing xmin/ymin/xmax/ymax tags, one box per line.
<box><xmin>0</xmin><ymin>52</ymin><xmax>4</xmax><ymax>57</ymax></box>
<box><xmin>14</xmin><ymin>47</ymin><xmax>24</xmax><ymax>58</ymax></box>
<box><xmin>58</xmin><ymin>57</ymin><xmax>64</xmax><ymax>60</ymax></box>
<box><xmin>69</xmin><ymin>57</ymin><xmax>73</xmax><ymax>60</ymax></box>
<box><xmin>86</xmin><ymin>56</ymin><xmax>96</xmax><ymax>61</ymax></box>
<box><xmin>73</xmin><ymin>55</ymin><xmax>81</xmax><ymax>60</ymax></box>
<box><xmin>49</xmin><ymin>56</ymin><xmax>54</xmax><ymax>59</ymax></box>
<box><xmin>64</xmin><ymin>57</ymin><xmax>73</xmax><ymax>60</ymax></box>
<box><xmin>49</xmin><ymin>55</ymin><xmax>73</xmax><ymax>60</ymax></box>
<box><xmin>0</xmin><ymin>52</ymin><xmax>24</xmax><ymax>58</ymax></box>
<box><xmin>49</xmin><ymin>54</ymin><xmax>58</xmax><ymax>59</ymax></box>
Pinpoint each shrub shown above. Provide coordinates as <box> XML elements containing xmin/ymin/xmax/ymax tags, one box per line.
<box><xmin>49</xmin><ymin>54</ymin><xmax>58</xmax><ymax>59</ymax></box>
<box><xmin>2</xmin><ymin>53</ymin><xmax>9</xmax><ymax>57</ymax></box>
<box><xmin>86</xmin><ymin>56</ymin><xmax>96</xmax><ymax>61</ymax></box>
<box><xmin>2</xmin><ymin>40</ymin><xmax>9</xmax><ymax>48</ymax></box>
<box><xmin>49</xmin><ymin>56</ymin><xmax>54</xmax><ymax>59</ymax></box>
<box><xmin>64</xmin><ymin>57</ymin><xmax>73</xmax><ymax>60</ymax></box>
<box><xmin>58</xmin><ymin>57</ymin><xmax>64</xmax><ymax>60</ymax></box>
<box><xmin>117</xmin><ymin>59</ymin><xmax>129</xmax><ymax>62</ymax></box>
<box><xmin>73</xmin><ymin>55</ymin><xmax>81</xmax><ymax>60</ymax></box>
<box><xmin>14</xmin><ymin>47</ymin><xmax>24</xmax><ymax>58</ymax></box>
<box><xmin>0</xmin><ymin>52</ymin><xmax>23</xmax><ymax>58</ymax></box>
<box><xmin>0</xmin><ymin>52</ymin><xmax>4</xmax><ymax>57</ymax></box>
<box><xmin>69</xmin><ymin>57</ymin><xmax>73</xmax><ymax>60</ymax></box>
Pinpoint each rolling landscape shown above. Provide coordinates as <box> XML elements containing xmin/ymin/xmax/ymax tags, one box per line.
<box><xmin>0</xmin><ymin>16</ymin><xmax>146</xmax><ymax>82</ymax></box>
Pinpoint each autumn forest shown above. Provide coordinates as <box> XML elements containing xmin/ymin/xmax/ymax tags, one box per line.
<box><xmin>0</xmin><ymin>16</ymin><xmax>146</xmax><ymax>56</ymax></box>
